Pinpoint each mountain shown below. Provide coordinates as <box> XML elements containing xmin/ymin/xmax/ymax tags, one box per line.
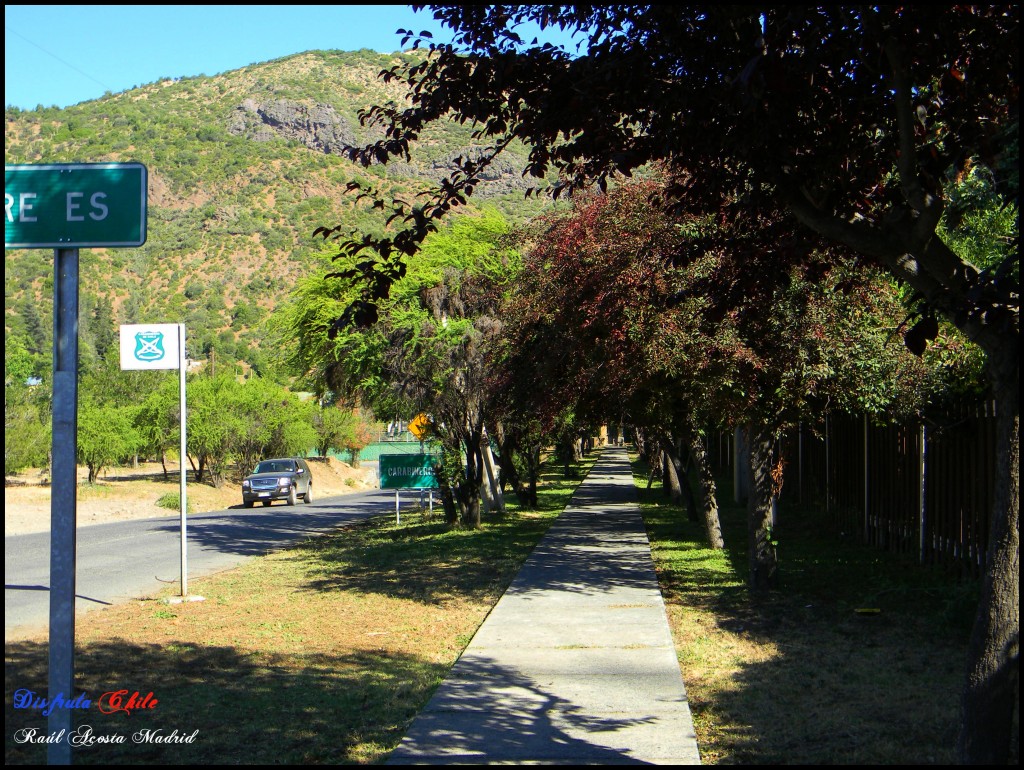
<box><xmin>4</xmin><ymin>49</ymin><xmax>557</xmax><ymax>378</ymax></box>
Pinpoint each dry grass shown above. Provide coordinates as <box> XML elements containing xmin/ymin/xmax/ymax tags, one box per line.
<box><xmin>4</xmin><ymin>455</ymin><xmax>596</xmax><ymax>765</ymax></box>
<box><xmin>631</xmin><ymin>453</ymin><xmax>1008</xmax><ymax>765</ymax></box>
<box><xmin>7</xmin><ymin>448</ymin><xmax>1009</xmax><ymax>765</ymax></box>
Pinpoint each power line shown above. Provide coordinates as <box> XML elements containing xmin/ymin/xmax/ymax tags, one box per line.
<box><xmin>5</xmin><ymin>24</ymin><xmax>113</xmax><ymax>96</ymax></box>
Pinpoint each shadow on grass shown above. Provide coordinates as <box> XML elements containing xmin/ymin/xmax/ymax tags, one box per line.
<box><xmin>131</xmin><ymin>454</ymin><xmax>601</xmax><ymax>567</ymax></box>
<box><xmin>290</xmin><ymin>453</ymin><xmax>604</xmax><ymax>606</ymax></box>
<box><xmin>0</xmin><ymin>638</ymin><xmax>666</xmax><ymax>766</ymax></box>
<box><xmin>4</xmin><ymin>636</ymin><xmax>444</xmax><ymax>765</ymax></box>
<box><xmin>139</xmin><ymin>491</ymin><xmax>403</xmax><ymax>558</ymax></box>
<box><xmin>5</xmin><ymin>449</ymin><xmax>669</xmax><ymax>766</ymax></box>
<box><xmin>630</xmin><ymin>453</ymin><xmax>995</xmax><ymax>764</ymax></box>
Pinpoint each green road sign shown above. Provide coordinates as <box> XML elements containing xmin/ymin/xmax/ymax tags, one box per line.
<box><xmin>5</xmin><ymin>162</ymin><xmax>147</xmax><ymax>248</ymax></box>
<box><xmin>379</xmin><ymin>454</ymin><xmax>439</xmax><ymax>489</ymax></box>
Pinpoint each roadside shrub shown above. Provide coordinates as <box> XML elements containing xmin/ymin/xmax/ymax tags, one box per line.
<box><xmin>156</xmin><ymin>492</ymin><xmax>193</xmax><ymax>513</ymax></box>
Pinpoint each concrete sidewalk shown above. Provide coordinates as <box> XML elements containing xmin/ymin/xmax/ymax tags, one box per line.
<box><xmin>387</xmin><ymin>446</ymin><xmax>701</xmax><ymax>765</ymax></box>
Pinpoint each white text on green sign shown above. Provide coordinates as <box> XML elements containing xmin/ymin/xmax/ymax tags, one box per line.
<box><xmin>379</xmin><ymin>454</ymin><xmax>439</xmax><ymax>489</ymax></box>
<box><xmin>5</xmin><ymin>163</ymin><xmax>147</xmax><ymax>248</ymax></box>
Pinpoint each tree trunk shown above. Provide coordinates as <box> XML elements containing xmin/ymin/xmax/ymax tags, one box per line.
<box><xmin>747</xmin><ymin>423</ymin><xmax>778</xmax><ymax>591</ymax></box>
<box><xmin>558</xmin><ymin>439</ymin><xmax>575</xmax><ymax>478</ymax></box>
<box><xmin>437</xmin><ymin>475</ymin><xmax>459</xmax><ymax>525</ymax></box>
<box><xmin>525</xmin><ymin>443</ymin><xmax>541</xmax><ymax>508</ymax></box>
<box><xmin>957</xmin><ymin>352</ymin><xmax>1020</xmax><ymax>764</ymax></box>
<box><xmin>492</xmin><ymin>423</ymin><xmax>530</xmax><ymax>505</ymax></box>
<box><xmin>433</xmin><ymin>449</ymin><xmax>459</xmax><ymax>525</ymax></box>
<box><xmin>662</xmin><ymin>436</ymin><xmax>699</xmax><ymax>522</ymax></box>
<box><xmin>679</xmin><ymin>452</ymin><xmax>701</xmax><ymax>524</ymax></box>
<box><xmin>662</xmin><ymin>447</ymin><xmax>683</xmax><ymax>503</ymax></box>
<box><xmin>684</xmin><ymin>427</ymin><xmax>725</xmax><ymax>550</ymax></box>
<box><xmin>459</xmin><ymin>430</ymin><xmax>483</xmax><ymax>528</ymax></box>
<box><xmin>461</xmin><ymin>490</ymin><xmax>482</xmax><ymax>528</ymax></box>
<box><xmin>480</xmin><ymin>434</ymin><xmax>505</xmax><ymax>516</ymax></box>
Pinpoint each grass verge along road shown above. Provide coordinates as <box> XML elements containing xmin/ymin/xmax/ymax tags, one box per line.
<box><xmin>8</xmin><ymin>449</ymin><xmax>1010</xmax><ymax>765</ymax></box>
<box><xmin>5</xmin><ymin>456</ymin><xmax>595</xmax><ymax>765</ymax></box>
<box><xmin>631</xmin><ymin>453</ymin><xmax>1006</xmax><ymax>764</ymax></box>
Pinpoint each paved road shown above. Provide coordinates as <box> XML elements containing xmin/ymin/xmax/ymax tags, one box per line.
<box><xmin>387</xmin><ymin>446</ymin><xmax>702</xmax><ymax>765</ymax></box>
<box><xmin>4</xmin><ymin>488</ymin><xmax>403</xmax><ymax>638</ymax></box>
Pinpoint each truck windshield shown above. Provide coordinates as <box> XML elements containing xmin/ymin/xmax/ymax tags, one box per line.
<box><xmin>255</xmin><ymin>461</ymin><xmax>293</xmax><ymax>474</ymax></box>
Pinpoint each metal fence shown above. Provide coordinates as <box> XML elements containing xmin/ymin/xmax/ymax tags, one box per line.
<box><xmin>709</xmin><ymin>403</ymin><xmax>997</xmax><ymax>576</ymax></box>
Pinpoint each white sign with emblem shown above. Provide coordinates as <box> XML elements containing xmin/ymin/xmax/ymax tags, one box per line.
<box><xmin>119</xmin><ymin>323</ymin><xmax>182</xmax><ymax>370</ymax></box>
<box><xmin>118</xmin><ymin>322</ymin><xmax>193</xmax><ymax>600</ymax></box>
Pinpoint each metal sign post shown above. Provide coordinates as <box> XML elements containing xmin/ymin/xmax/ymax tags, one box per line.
<box><xmin>178</xmin><ymin>325</ymin><xmax>187</xmax><ymax>595</ymax></box>
<box><xmin>48</xmin><ymin>247</ymin><xmax>79</xmax><ymax>765</ymax></box>
<box><xmin>119</xmin><ymin>323</ymin><xmax>188</xmax><ymax>596</ymax></box>
<box><xmin>7</xmin><ymin>162</ymin><xmax>147</xmax><ymax>766</ymax></box>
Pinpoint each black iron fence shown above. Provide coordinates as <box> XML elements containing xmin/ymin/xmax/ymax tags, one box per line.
<box><xmin>709</xmin><ymin>403</ymin><xmax>998</xmax><ymax>576</ymax></box>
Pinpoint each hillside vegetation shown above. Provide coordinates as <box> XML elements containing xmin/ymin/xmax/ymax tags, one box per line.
<box><xmin>4</xmin><ymin>48</ymin><xmax>556</xmax><ymax>376</ymax></box>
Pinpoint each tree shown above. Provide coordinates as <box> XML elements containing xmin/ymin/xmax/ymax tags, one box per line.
<box><xmin>5</xmin><ymin>338</ymin><xmax>51</xmax><ymax>477</ymax></box>
<box><xmin>227</xmin><ymin>377</ymin><xmax>316</xmax><ymax>476</ymax></box>
<box><xmin>186</xmin><ymin>374</ymin><xmax>240</xmax><ymax>486</ymax></box>
<box><xmin>494</xmin><ymin>182</ymin><xmax>730</xmax><ymax>545</ymax></box>
<box><xmin>20</xmin><ymin>298</ymin><xmax>49</xmax><ymax>358</ymax></box>
<box><xmin>77</xmin><ymin>402</ymin><xmax>141</xmax><ymax>484</ymax></box>
<box><xmin>291</xmin><ymin>209</ymin><xmax>519</xmax><ymax>525</ymax></box>
<box><xmin>4</xmin><ymin>336</ymin><xmax>36</xmax><ymax>387</ymax></box>
<box><xmin>80</xmin><ymin>348</ymin><xmax>171</xmax><ymax>412</ymax></box>
<box><xmin>5</xmin><ymin>381</ymin><xmax>50</xmax><ymax>476</ymax></box>
<box><xmin>333</xmin><ymin>405</ymin><xmax>374</xmax><ymax>466</ymax></box>
<box><xmin>134</xmin><ymin>377</ymin><xmax>183</xmax><ymax>480</ymax></box>
<box><xmin>498</xmin><ymin>179</ymin><xmax>933</xmax><ymax>577</ymax></box>
<box><xmin>313</xmin><ymin>403</ymin><xmax>359</xmax><ymax>460</ymax></box>
<box><xmin>92</xmin><ymin>297</ymin><xmax>116</xmax><ymax>360</ymax></box>
<box><xmin>321</xmin><ymin>7</ymin><xmax>1017</xmax><ymax>759</ymax></box>
<box><xmin>79</xmin><ymin>294</ymin><xmax>117</xmax><ymax>367</ymax></box>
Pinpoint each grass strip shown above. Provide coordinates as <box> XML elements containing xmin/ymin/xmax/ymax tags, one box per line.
<box><xmin>629</xmin><ymin>452</ymin><xmax>1002</xmax><ymax>765</ymax></box>
<box><xmin>5</xmin><ymin>453</ymin><xmax>597</xmax><ymax>765</ymax></box>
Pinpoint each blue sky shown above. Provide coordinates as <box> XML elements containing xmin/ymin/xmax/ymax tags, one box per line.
<box><xmin>5</xmin><ymin>5</ymin><xmax>583</xmax><ymax>111</ymax></box>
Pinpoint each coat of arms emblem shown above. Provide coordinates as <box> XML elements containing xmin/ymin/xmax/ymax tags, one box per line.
<box><xmin>134</xmin><ymin>331</ymin><xmax>165</xmax><ymax>362</ymax></box>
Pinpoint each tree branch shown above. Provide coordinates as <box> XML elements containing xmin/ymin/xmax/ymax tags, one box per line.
<box><xmin>885</xmin><ymin>37</ymin><xmax>945</xmax><ymax>246</ymax></box>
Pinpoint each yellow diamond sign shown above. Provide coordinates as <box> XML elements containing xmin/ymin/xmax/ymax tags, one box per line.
<box><xmin>408</xmin><ymin>414</ymin><xmax>431</xmax><ymax>440</ymax></box>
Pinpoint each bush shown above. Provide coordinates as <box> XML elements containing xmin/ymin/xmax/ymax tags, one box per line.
<box><xmin>156</xmin><ymin>492</ymin><xmax>193</xmax><ymax>513</ymax></box>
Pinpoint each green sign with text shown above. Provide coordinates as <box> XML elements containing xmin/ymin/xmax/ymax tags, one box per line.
<box><xmin>5</xmin><ymin>162</ymin><xmax>147</xmax><ymax>248</ymax></box>
<box><xmin>379</xmin><ymin>454</ymin><xmax>439</xmax><ymax>489</ymax></box>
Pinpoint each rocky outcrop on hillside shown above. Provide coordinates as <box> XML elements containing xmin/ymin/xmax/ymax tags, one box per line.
<box><xmin>4</xmin><ymin>49</ymin><xmax>557</xmax><ymax>376</ymax></box>
<box><xmin>227</xmin><ymin>99</ymin><xmax>532</xmax><ymax>197</ymax></box>
<box><xmin>228</xmin><ymin>98</ymin><xmax>358</xmax><ymax>154</ymax></box>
